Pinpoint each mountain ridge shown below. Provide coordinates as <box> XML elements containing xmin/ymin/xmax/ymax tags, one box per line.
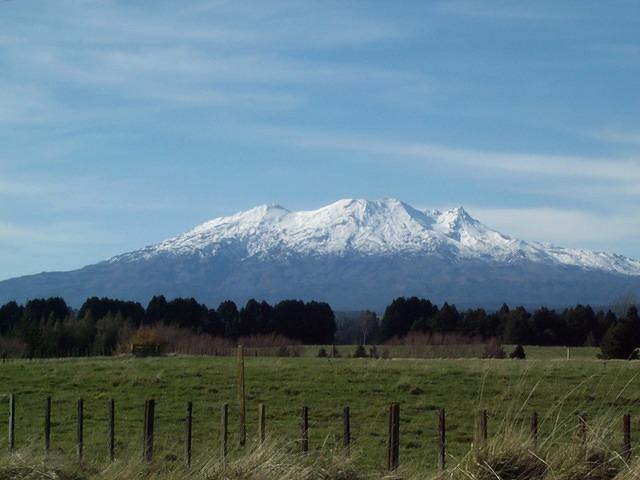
<box><xmin>108</xmin><ymin>198</ymin><xmax>640</xmax><ymax>275</ymax></box>
<box><xmin>1</xmin><ymin>198</ymin><xmax>639</xmax><ymax>309</ymax></box>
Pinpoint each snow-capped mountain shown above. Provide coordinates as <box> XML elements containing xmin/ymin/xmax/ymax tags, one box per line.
<box><xmin>110</xmin><ymin>198</ymin><xmax>640</xmax><ymax>275</ymax></box>
<box><xmin>1</xmin><ymin>198</ymin><xmax>639</xmax><ymax>309</ymax></box>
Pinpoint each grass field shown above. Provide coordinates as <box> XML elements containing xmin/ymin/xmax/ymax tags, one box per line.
<box><xmin>308</xmin><ymin>344</ymin><xmax>601</xmax><ymax>360</ymax></box>
<box><xmin>0</xmin><ymin>346</ymin><xmax>637</xmax><ymax>478</ymax></box>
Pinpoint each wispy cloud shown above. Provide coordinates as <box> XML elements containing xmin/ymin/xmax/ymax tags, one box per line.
<box><xmin>0</xmin><ymin>219</ymin><xmax>127</xmax><ymax>280</ymax></box>
<box><xmin>0</xmin><ymin>178</ymin><xmax>44</xmax><ymax>196</ymax></box>
<box><xmin>469</xmin><ymin>206</ymin><xmax>640</xmax><ymax>255</ymax></box>
<box><xmin>593</xmin><ymin>128</ymin><xmax>640</xmax><ymax>145</ymax></box>
<box><xmin>0</xmin><ymin>2</ymin><xmax>420</xmax><ymax>123</ymax></box>
<box><xmin>0</xmin><ymin>170</ymin><xmax>169</xmax><ymax>212</ymax></box>
<box><xmin>437</xmin><ymin>1</ymin><xmax>558</xmax><ymax>20</ymax></box>
<box><xmin>0</xmin><ymin>220</ymin><xmax>121</xmax><ymax>245</ymax></box>
<box><xmin>262</xmin><ymin>127</ymin><xmax>640</xmax><ymax>188</ymax></box>
<box><xmin>185</xmin><ymin>0</ymin><xmax>409</xmax><ymax>47</ymax></box>
<box><xmin>590</xmin><ymin>43</ymin><xmax>640</xmax><ymax>65</ymax></box>
<box><xmin>0</xmin><ymin>81</ymin><xmax>59</xmax><ymax>125</ymax></box>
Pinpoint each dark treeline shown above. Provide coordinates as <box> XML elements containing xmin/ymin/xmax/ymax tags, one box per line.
<box><xmin>1</xmin><ymin>294</ymin><xmax>638</xmax><ymax>359</ymax></box>
<box><xmin>0</xmin><ymin>296</ymin><xmax>336</xmax><ymax>358</ymax></box>
<box><xmin>378</xmin><ymin>296</ymin><xmax>640</xmax><ymax>358</ymax></box>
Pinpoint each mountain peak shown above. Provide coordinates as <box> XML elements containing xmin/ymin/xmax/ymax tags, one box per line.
<box><xmin>451</xmin><ymin>205</ymin><xmax>469</xmax><ymax>216</ymax></box>
<box><xmin>325</xmin><ymin>197</ymin><xmax>409</xmax><ymax>211</ymax></box>
<box><xmin>249</xmin><ymin>203</ymin><xmax>290</xmax><ymax>221</ymax></box>
<box><xmin>110</xmin><ymin>198</ymin><xmax>640</xmax><ymax>277</ymax></box>
<box><xmin>436</xmin><ymin>206</ymin><xmax>476</xmax><ymax>228</ymax></box>
<box><xmin>197</xmin><ymin>203</ymin><xmax>290</xmax><ymax>230</ymax></box>
<box><xmin>2</xmin><ymin>197</ymin><xmax>640</xmax><ymax>309</ymax></box>
<box><xmin>240</xmin><ymin>203</ymin><xmax>290</xmax><ymax>217</ymax></box>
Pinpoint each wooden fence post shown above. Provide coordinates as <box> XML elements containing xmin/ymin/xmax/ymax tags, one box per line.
<box><xmin>142</xmin><ymin>400</ymin><xmax>148</xmax><ymax>458</ymax></box>
<box><xmin>387</xmin><ymin>404</ymin><xmax>393</xmax><ymax>470</ymax></box>
<box><xmin>578</xmin><ymin>413</ymin><xmax>587</xmax><ymax>445</ymax></box>
<box><xmin>108</xmin><ymin>399</ymin><xmax>115</xmax><ymax>462</ymax></box>
<box><xmin>438</xmin><ymin>408</ymin><xmax>446</xmax><ymax>470</ymax></box>
<box><xmin>343</xmin><ymin>406</ymin><xmax>351</xmax><ymax>455</ymax></box>
<box><xmin>221</xmin><ymin>403</ymin><xmax>228</xmax><ymax>460</ymax></box>
<box><xmin>237</xmin><ymin>345</ymin><xmax>246</xmax><ymax>447</ymax></box>
<box><xmin>259</xmin><ymin>403</ymin><xmax>266</xmax><ymax>445</ymax></box>
<box><xmin>531</xmin><ymin>412</ymin><xmax>538</xmax><ymax>449</ymax></box>
<box><xmin>387</xmin><ymin>403</ymin><xmax>400</xmax><ymax>471</ymax></box>
<box><xmin>142</xmin><ymin>400</ymin><xmax>148</xmax><ymax>462</ymax></box>
<box><xmin>8</xmin><ymin>394</ymin><xmax>15</xmax><ymax>451</ymax></box>
<box><xmin>44</xmin><ymin>396</ymin><xmax>51</xmax><ymax>454</ymax></box>
<box><xmin>475</xmin><ymin>409</ymin><xmax>488</xmax><ymax>461</ymax></box>
<box><xmin>623</xmin><ymin>413</ymin><xmax>631</xmax><ymax>460</ymax></box>
<box><xmin>393</xmin><ymin>403</ymin><xmax>400</xmax><ymax>471</ymax></box>
<box><xmin>185</xmin><ymin>402</ymin><xmax>193</xmax><ymax>468</ymax></box>
<box><xmin>301</xmin><ymin>406</ymin><xmax>309</xmax><ymax>452</ymax></box>
<box><xmin>76</xmin><ymin>399</ymin><xmax>84</xmax><ymax>462</ymax></box>
<box><xmin>143</xmin><ymin>399</ymin><xmax>155</xmax><ymax>462</ymax></box>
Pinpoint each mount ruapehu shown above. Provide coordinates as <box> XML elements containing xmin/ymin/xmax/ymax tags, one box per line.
<box><xmin>1</xmin><ymin>198</ymin><xmax>639</xmax><ymax>310</ymax></box>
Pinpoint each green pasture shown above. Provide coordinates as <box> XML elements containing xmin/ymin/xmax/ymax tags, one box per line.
<box><xmin>0</xmin><ymin>347</ymin><xmax>636</xmax><ymax>473</ymax></box>
<box><xmin>306</xmin><ymin>344</ymin><xmax>600</xmax><ymax>360</ymax></box>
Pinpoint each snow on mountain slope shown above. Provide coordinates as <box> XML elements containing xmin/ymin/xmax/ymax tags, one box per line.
<box><xmin>2</xmin><ymin>197</ymin><xmax>640</xmax><ymax>309</ymax></box>
<box><xmin>110</xmin><ymin>198</ymin><xmax>640</xmax><ymax>276</ymax></box>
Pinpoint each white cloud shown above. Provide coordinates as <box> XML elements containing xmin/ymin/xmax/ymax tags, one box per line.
<box><xmin>0</xmin><ymin>14</ymin><xmax>420</xmax><ymax>121</ymax></box>
<box><xmin>262</xmin><ymin>127</ymin><xmax>640</xmax><ymax>187</ymax></box>
<box><xmin>184</xmin><ymin>1</ymin><xmax>408</xmax><ymax>47</ymax></box>
<box><xmin>19</xmin><ymin>44</ymin><xmax>417</xmax><ymax>92</ymax></box>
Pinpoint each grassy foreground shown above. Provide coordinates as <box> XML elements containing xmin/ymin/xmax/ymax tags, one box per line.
<box><xmin>0</xmin><ymin>349</ymin><xmax>638</xmax><ymax>478</ymax></box>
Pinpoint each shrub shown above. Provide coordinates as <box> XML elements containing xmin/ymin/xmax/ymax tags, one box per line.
<box><xmin>129</xmin><ymin>326</ymin><xmax>158</xmax><ymax>346</ymax></box>
<box><xmin>353</xmin><ymin>345</ymin><xmax>367</xmax><ymax>358</ymax></box>
<box><xmin>509</xmin><ymin>344</ymin><xmax>526</xmax><ymax>359</ymax></box>
<box><xmin>317</xmin><ymin>347</ymin><xmax>328</xmax><ymax>358</ymax></box>
<box><xmin>381</xmin><ymin>348</ymin><xmax>391</xmax><ymax>359</ymax></box>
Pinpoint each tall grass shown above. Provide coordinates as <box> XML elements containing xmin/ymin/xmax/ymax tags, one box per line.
<box><xmin>2</xmin><ymin>405</ymin><xmax>639</xmax><ymax>480</ymax></box>
<box><xmin>0</xmin><ymin>442</ymin><xmax>363</xmax><ymax>480</ymax></box>
<box><xmin>447</xmin><ymin>369</ymin><xmax>640</xmax><ymax>480</ymax></box>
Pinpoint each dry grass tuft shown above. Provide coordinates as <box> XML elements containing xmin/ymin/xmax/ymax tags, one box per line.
<box><xmin>0</xmin><ymin>442</ymin><xmax>365</xmax><ymax>480</ymax></box>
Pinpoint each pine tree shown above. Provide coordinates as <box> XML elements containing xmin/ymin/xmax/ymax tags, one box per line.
<box><xmin>600</xmin><ymin>319</ymin><xmax>637</xmax><ymax>359</ymax></box>
<box><xmin>509</xmin><ymin>344</ymin><xmax>526</xmax><ymax>359</ymax></box>
<box><xmin>353</xmin><ymin>345</ymin><xmax>367</xmax><ymax>358</ymax></box>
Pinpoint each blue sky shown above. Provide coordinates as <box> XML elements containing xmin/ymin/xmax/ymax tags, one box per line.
<box><xmin>1</xmin><ymin>0</ymin><xmax>639</xmax><ymax>280</ymax></box>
